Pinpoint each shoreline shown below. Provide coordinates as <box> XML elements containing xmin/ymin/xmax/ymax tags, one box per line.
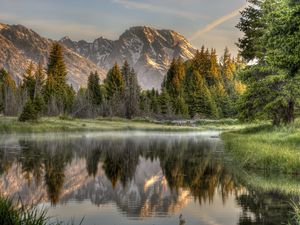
<box><xmin>0</xmin><ymin>116</ymin><xmax>246</xmax><ymax>134</ymax></box>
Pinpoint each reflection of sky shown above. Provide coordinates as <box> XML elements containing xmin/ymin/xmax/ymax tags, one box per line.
<box><xmin>0</xmin><ymin>0</ymin><xmax>246</xmax><ymax>55</ymax></box>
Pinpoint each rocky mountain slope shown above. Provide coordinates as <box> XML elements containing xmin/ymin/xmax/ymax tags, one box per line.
<box><xmin>0</xmin><ymin>23</ymin><xmax>106</xmax><ymax>89</ymax></box>
<box><xmin>61</xmin><ymin>26</ymin><xmax>197</xmax><ymax>89</ymax></box>
<box><xmin>0</xmin><ymin>23</ymin><xmax>196</xmax><ymax>90</ymax></box>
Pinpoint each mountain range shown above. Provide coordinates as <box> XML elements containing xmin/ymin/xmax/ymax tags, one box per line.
<box><xmin>0</xmin><ymin>23</ymin><xmax>196</xmax><ymax>89</ymax></box>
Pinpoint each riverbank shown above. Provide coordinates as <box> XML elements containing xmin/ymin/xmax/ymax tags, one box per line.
<box><xmin>222</xmin><ymin>119</ymin><xmax>300</xmax><ymax>174</ymax></box>
<box><xmin>0</xmin><ymin>116</ymin><xmax>248</xmax><ymax>134</ymax></box>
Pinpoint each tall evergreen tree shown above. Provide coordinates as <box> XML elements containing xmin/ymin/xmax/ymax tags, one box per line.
<box><xmin>0</xmin><ymin>69</ymin><xmax>17</xmax><ymax>115</ymax></box>
<box><xmin>147</xmin><ymin>89</ymin><xmax>160</xmax><ymax>115</ymax></box>
<box><xmin>44</xmin><ymin>43</ymin><xmax>75</xmax><ymax>114</ymax></box>
<box><xmin>208</xmin><ymin>49</ymin><xmax>222</xmax><ymax>86</ymax></box>
<box><xmin>34</xmin><ymin>63</ymin><xmax>46</xmax><ymax>98</ymax></box>
<box><xmin>47</xmin><ymin>43</ymin><xmax>67</xmax><ymax>86</ymax></box>
<box><xmin>87</xmin><ymin>71</ymin><xmax>102</xmax><ymax>106</ymax></box>
<box><xmin>184</xmin><ymin>69</ymin><xmax>218</xmax><ymax>118</ymax></box>
<box><xmin>164</xmin><ymin>58</ymin><xmax>185</xmax><ymax>97</ymax></box>
<box><xmin>220</xmin><ymin>47</ymin><xmax>235</xmax><ymax>85</ymax></box>
<box><xmin>22</xmin><ymin>62</ymin><xmax>35</xmax><ymax>100</ymax></box>
<box><xmin>159</xmin><ymin>88</ymin><xmax>172</xmax><ymax>116</ymax></box>
<box><xmin>19</xmin><ymin>63</ymin><xmax>45</xmax><ymax>121</ymax></box>
<box><xmin>122</xmin><ymin>61</ymin><xmax>140</xmax><ymax>119</ymax></box>
<box><xmin>163</xmin><ymin>58</ymin><xmax>188</xmax><ymax>115</ymax></box>
<box><xmin>236</xmin><ymin>0</ymin><xmax>265</xmax><ymax>61</ymax></box>
<box><xmin>104</xmin><ymin>63</ymin><xmax>124</xmax><ymax>100</ymax></box>
<box><xmin>237</xmin><ymin>0</ymin><xmax>300</xmax><ymax>125</ymax></box>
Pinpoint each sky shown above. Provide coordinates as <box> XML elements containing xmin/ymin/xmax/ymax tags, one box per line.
<box><xmin>0</xmin><ymin>0</ymin><xmax>246</xmax><ymax>56</ymax></box>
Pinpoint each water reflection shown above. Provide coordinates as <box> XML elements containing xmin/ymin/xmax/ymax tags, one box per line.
<box><xmin>0</xmin><ymin>132</ymin><xmax>297</xmax><ymax>225</ymax></box>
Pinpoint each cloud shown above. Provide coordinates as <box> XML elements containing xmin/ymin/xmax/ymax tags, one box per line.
<box><xmin>189</xmin><ymin>4</ymin><xmax>247</xmax><ymax>41</ymax></box>
<box><xmin>113</xmin><ymin>0</ymin><xmax>199</xmax><ymax>20</ymax></box>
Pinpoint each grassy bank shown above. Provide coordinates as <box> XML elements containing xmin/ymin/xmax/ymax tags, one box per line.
<box><xmin>222</xmin><ymin>119</ymin><xmax>300</xmax><ymax>174</ymax></box>
<box><xmin>0</xmin><ymin>116</ymin><xmax>247</xmax><ymax>134</ymax></box>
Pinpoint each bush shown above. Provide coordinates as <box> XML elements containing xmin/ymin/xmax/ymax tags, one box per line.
<box><xmin>19</xmin><ymin>99</ymin><xmax>38</xmax><ymax>122</ymax></box>
<box><xmin>19</xmin><ymin>95</ymin><xmax>45</xmax><ymax>122</ymax></box>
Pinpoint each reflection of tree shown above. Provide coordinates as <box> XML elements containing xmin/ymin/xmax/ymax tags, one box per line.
<box><xmin>148</xmin><ymin>139</ymin><xmax>238</xmax><ymax>204</ymax></box>
<box><xmin>86</xmin><ymin>147</ymin><xmax>102</xmax><ymax>177</ymax></box>
<box><xmin>236</xmin><ymin>190</ymin><xmax>293</xmax><ymax>225</ymax></box>
<box><xmin>16</xmin><ymin>140</ymin><xmax>73</xmax><ymax>205</ymax></box>
<box><xmin>18</xmin><ymin>141</ymin><xmax>43</xmax><ymax>186</ymax></box>
<box><xmin>119</xmin><ymin>140</ymin><xmax>140</xmax><ymax>187</ymax></box>
<box><xmin>43</xmin><ymin>144</ymin><xmax>73</xmax><ymax>205</ymax></box>
<box><xmin>0</xmin><ymin>147</ymin><xmax>14</xmax><ymax>176</ymax></box>
<box><xmin>102</xmin><ymin>140</ymin><xmax>140</xmax><ymax>188</ymax></box>
<box><xmin>103</xmin><ymin>150</ymin><xmax>123</xmax><ymax>188</ymax></box>
<box><xmin>1</xmin><ymin>134</ymin><xmax>297</xmax><ymax>224</ymax></box>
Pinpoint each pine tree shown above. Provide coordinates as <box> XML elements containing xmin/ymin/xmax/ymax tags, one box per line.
<box><xmin>22</xmin><ymin>62</ymin><xmax>36</xmax><ymax>100</ymax></box>
<box><xmin>236</xmin><ymin>0</ymin><xmax>300</xmax><ymax>125</ymax></box>
<box><xmin>150</xmin><ymin>89</ymin><xmax>160</xmax><ymax>114</ymax></box>
<box><xmin>208</xmin><ymin>49</ymin><xmax>222</xmax><ymax>86</ymax></box>
<box><xmin>44</xmin><ymin>43</ymin><xmax>74</xmax><ymax>114</ymax></box>
<box><xmin>163</xmin><ymin>58</ymin><xmax>187</xmax><ymax>115</ymax></box>
<box><xmin>164</xmin><ymin>58</ymin><xmax>185</xmax><ymax>97</ymax></box>
<box><xmin>47</xmin><ymin>43</ymin><xmax>67</xmax><ymax>86</ymax></box>
<box><xmin>236</xmin><ymin>0</ymin><xmax>265</xmax><ymax>61</ymax></box>
<box><xmin>0</xmin><ymin>69</ymin><xmax>17</xmax><ymax>115</ymax></box>
<box><xmin>104</xmin><ymin>63</ymin><xmax>124</xmax><ymax>100</ymax></box>
<box><xmin>191</xmin><ymin>46</ymin><xmax>210</xmax><ymax>79</ymax></box>
<box><xmin>19</xmin><ymin>99</ymin><xmax>37</xmax><ymax>122</ymax></box>
<box><xmin>173</xmin><ymin>96</ymin><xmax>188</xmax><ymax>117</ymax></box>
<box><xmin>221</xmin><ymin>47</ymin><xmax>235</xmax><ymax>85</ymax></box>
<box><xmin>34</xmin><ymin>63</ymin><xmax>45</xmax><ymax>98</ymax></box>
<box><xmin>139</xmin><ymin>91</ymin><xmax>151</xmax><ymax>116</ymax></box>
<box><xmin>122</xmin><ymin>61</ymin><xmax>140</xmax><ymax>119</ymax></box>
<box><xmin>184</xmin><ymin>69</ymin><xmax>218</xmax><ymax>118</ymax></box>
<box><xmin>19</xmin><ymin>63</ymin><xmax>46</xmax><ymax>121</ymax></box>
<box><xmin>159</xmin><ymin>88</ymin><xmax>171</xmax><ymax>115</ymax></box>
<box><xmin>87</xmin><ymin>71</ymin><xmax>102</xmax><ymax>106</ymax></box>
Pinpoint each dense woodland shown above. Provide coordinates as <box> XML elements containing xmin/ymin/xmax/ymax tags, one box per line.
<box><xmin>1</xmin><ymin>0</ymin><xmax>299</xmax><ymax>125</ymax></box>
<box><xmin>0</xmin><ymin>42</ymin><xmax>245</xmax><ymax>121</ymax></box>
<box><xmin>236</xmin><ymin>0</ymin><xmax>300</xmax><ymax>125</ymax></box>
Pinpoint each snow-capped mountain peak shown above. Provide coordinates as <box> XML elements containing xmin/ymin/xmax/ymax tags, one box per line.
<box><xmin>60</xmin><ymin>26</ymin><xmax>197</xmax><ymax>89</ymax></box>
<box><xmin>0</xmin><ymin>23</ymin><xmax>196</xmax><ymax>90</ymax></box>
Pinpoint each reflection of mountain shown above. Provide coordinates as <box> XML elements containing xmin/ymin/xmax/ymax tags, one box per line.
<box><xmin>0</xmin><ymin>153</ymin><xmax>191</xmax><ymax>218</ymax></box>
<box><xmin>61</xmin><ymin>159</ymin><xmax>190</xmax><ymax>218</ymax></box>
<box><xmin>0</xmin><ymin>132</ymin><xmax>295</xmax><ymax>224</ymax></box>
<box><xmin>0</xmin><ymin>133</ymin><xmax>225</xmax><ymax>218</ymax></box>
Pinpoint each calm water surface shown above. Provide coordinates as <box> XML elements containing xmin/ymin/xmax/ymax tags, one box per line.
<box><xmin>0</xmin><ymin>131</ymin><xmax>297</xmax><ymax>225</ymax></box>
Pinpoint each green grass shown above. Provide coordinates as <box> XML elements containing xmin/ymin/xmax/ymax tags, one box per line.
<box><xmin>0</xmin><ymin>197</ymin><xmax>83</xmax><ymax>225</ymax></box>
<box><xmin>0</xmin><ymin>116</ymin><xmax>247</xmax><ymax>134</ymax></box>
<box><xmin>0</xmin><ymin>197</ymin><xmax>51</xmax><ymax>225</ymax></box>
<box><xmin>222</xmin><ymin>119</ymin><xmax>300</xmax><ymax>174</ymax></box>
<box><xmin>288</xmin><ymin>201</ymin><xmax>300</xmax><ymax>225</ymax></box>
<box><xmin>231</xmin><ymin>168</ymin><xmax>300</xmax><ymax>195</ymax></box>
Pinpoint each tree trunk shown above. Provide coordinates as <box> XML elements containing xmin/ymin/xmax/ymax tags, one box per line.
<box><xmin>283</xmin><ymin>100</ymin><xmax>295</xmax><ymax>124</ymax></box>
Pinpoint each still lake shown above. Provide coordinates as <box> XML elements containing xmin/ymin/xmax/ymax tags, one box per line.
<box><xmin>0</xmin><ymin>131</ymin><xmax>297</xmax><ymax>225</ymax></box>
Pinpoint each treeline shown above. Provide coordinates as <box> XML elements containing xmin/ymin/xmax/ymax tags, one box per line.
<box><xmin>160</xmin><ymin>47</ymin><xmax>245</xmax><ymax>118</ymax></box>
<box><xmin>0</xmin><ymin>43</ymin><xmax>245</xmax><ymax>121</ymax></box>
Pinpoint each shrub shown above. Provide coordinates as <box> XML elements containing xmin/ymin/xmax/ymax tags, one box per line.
<box><xmin>19</xmin><ymin>99</ymin><xmax>38</xmax><ymax>122</ymax></box>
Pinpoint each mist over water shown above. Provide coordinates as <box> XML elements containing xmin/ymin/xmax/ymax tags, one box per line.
<box><xmin>0</xmin><ymin>131</ymin><xmax>295</xmax><ymax>225</ymax></box>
